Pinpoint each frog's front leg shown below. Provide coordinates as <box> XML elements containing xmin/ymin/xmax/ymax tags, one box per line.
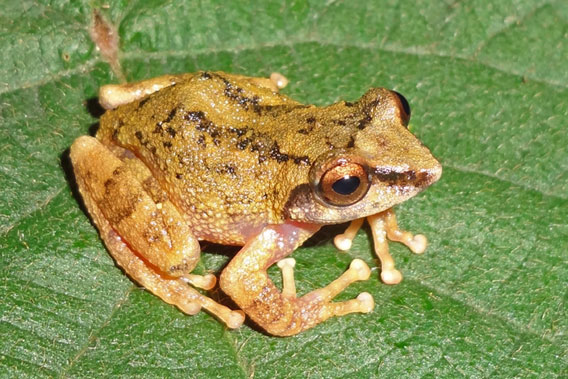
<box><xmin>219</xmin><ymin>223</ymin><xmax>374</xmax><ymax>336</ymax></box>
<box><xmin>335</xmin><ymin>209</ymin><xmax>428</xmax><ymax>285</ymax></box>
<box><xmin>71</xmin><ymin>136</ymin><xmax>244</xmax><ymax>328</ymax></box>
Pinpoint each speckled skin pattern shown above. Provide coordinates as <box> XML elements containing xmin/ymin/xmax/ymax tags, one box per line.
<box><xmin>97</xmin><ymin>72</ymin><xmax>439</xmax><ymax>242</ymax></box>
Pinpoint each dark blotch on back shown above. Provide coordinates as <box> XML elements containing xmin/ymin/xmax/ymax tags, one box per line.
<box><xmin>293</xmin><ymin>156</ymin><xmax>310</xmax><ymax>165</ymax></box>
<box><xmin>229</xmin><ymin>127</ymin><xmax>248</xmax><ymax>137</ymax></box>
<box><xmin>184</xmin><ymin>111</ymin><xmax>205</xmax><ymax>122</ymax></box>
<box><xmin>357</xmin><ymin>114</ymin><xmax>372</xmax><ymax>130</ymax></box>
<box><xmin>347</xmin><ymin>136</ymin><xmax>355</xmax><ymax>148</ymax></box>
<box><xmin>164</xmin><ymin>107</ymin><xmax>178</xmax><ymax>123</ymax></box>
<box><xmin>237</xmin><ymin>138</ymin><xmax>250</xmax><ymax>150</ymax></box>
<box><xmin>184</xmin><ymin>110</ymin><xmax>220</xmax><ymax>138</ymax></box>
<box><xmin>354</xmin><ymin>98</ymin><xmax>381</xmax><ymax>130</ymax></box>
<box><xmin>269</xmin><ymin>142</ymin><xmax>289</xmax><ymax>163</ymax></box>
<box><xmin>297</xmin><ymin>116</ymin><xmax>316</xmax><ymax>135</ymax></box>
<box><xmin>220</xmin><ymin>75</ymin><xmax>261</xmax><ymax>112</ymax></box>
<box><xmin>197</xmin><ymin>135</ymin><xmax>206</xmax><ymax>148</ymax></box>
<box><xmin>138</xmin><ymin>97</ymin><xmax>151</xmax><ymax>109</ymax></box>
<box><xmin>217</xmin><ymin>164</ymin><xmax>237</xmax><ymax>177</ymax></box>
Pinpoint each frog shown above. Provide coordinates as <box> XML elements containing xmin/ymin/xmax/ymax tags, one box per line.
<box><xmin>70</xmin><ymin>71</ymin><xmax>441</xmax><ymax>336</ymax></box>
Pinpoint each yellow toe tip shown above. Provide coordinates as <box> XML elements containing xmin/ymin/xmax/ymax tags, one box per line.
<box><xmin>334</xmin><ymin>235</ymin><xmax>352</xmax><ymax>251</ymax></box>
<box><xmin>350</xmin><ymin>259</ymin><xmax>371</xmax><ymax>280</ymax></box>
<box><xmin>356</xmin><ymin>292</ymin><xmax>375</xmax><ymax>313</ymax></box>
<box><xmin>226</xmin><ymin>310</ymin><xmax>245</xmax><ymax>329</ymax></box>
<box><xmin>381</xmin><ymin>268</ymin><xmax>402</xmax><ymax>285</ymax></box>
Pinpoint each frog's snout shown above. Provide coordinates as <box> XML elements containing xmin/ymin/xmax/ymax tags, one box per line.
<box><xmin>417</xmin><ymin>155</ymin><xmax>443</xmax><ymax>188</ymax></box>
<box><xmin>425</xmin><ymin>160</ymin><xmax>442</xmax><ymax>186</ymax></box>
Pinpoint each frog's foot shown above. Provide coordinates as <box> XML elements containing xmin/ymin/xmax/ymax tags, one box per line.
<box><xmin>334</xmin><ymin>218</ymin><xmax>365</xmax><ymax>251</ymax></box>
<box><xmin>221</xmin><ymin>222</ymin><xmax>375</xmax><ymax>336</ymax></box>
<box><xmin>274</xmin><ymin>257</ymin><xmax>374</xmax><ymax>332</ymax></box>
<box><xmin>300</xmin><ymin>258</ymin><xmax>374</xmax><ymax>315</ymax></box>
<box><xmin>104</xmin><ymin>227</ymin><xmax>244</xmax><ymax>329</ymax></box>
<box><xmin>382</xmin><ymin>209</ymin><xmax>427</xmax><ymax>254</ymax></box>
<box><xmin>334</xmin><ymin>209</ymin><xmax>429</xmax><ymax>285</ymax></box>
<box><xmin>275</xmin><ymin>257</ymin><xmax>374</xmax><ymax>330</ymax></box>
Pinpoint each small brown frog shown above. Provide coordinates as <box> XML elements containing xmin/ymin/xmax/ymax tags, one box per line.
<box><xmin>71</xmin><ymin>71</ymin><xmax>441</xmax><ymax>336</ymax></box>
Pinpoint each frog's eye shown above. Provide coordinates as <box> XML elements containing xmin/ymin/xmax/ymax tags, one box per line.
<box><xmin>317</xmin><ymin>160</ymin><xmax>370</xmax><ymax>206</ymax></box>
<box><xmin>392</xmin><ymin>91</ymin><xmax>411</xmax><ymax>127</ymax></box>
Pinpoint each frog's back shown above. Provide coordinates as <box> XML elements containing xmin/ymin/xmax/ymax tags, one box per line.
<box><xmin>96</xmin><ymin>72</ymin><xmax>309</xmax><ymax>243</ymax></box>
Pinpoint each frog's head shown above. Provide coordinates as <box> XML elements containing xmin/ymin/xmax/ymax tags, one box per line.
<box><xmin>284</xmin><ymin>88</ymin><xmax>442</xmax><ymax>224</ymax></box>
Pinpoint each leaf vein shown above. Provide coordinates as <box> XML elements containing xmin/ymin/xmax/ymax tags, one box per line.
<box><xmin>118</xmin><ymin>39</ymin><xmax>567</xmax><ymax>89</ymax></box>
<box><xmin>472</xmin><ymin>0</ymin><xmax>557</xmax><ymax>59</ymax></box>
<box><xmin>58</xmin><ymin>285</ymin><xmax>136</xmax><ymax>377</ymax></box>
<box><xmin>1</xmin><ymin>185</ymin><xmax>64</xmax><ymax>236</ymax></box>
<box><xmin>443</xmin><ymin>163</ymin><xmax>566</xmax><ymax>200</ymax></box>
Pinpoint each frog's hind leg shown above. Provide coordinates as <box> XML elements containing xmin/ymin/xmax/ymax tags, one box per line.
<box><xmin>99</xmin><ymin>73</ymin><xmax>194</xmax><ymax>110</ymax></box>
<box><xmin>70</xmin><ymin>136</ymin><xmax>244</xmax><ymax>328</ymax></box>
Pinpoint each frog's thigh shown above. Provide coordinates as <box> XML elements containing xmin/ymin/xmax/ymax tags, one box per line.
<box><xmin>99</xmin><ymin>73</ymin><xmax>194</xmax><ymax>109</ymax></box>
<box><xmin>71</xmin><ymin>136</ymin><xmax>200</xmax><ymax>277</ymax></box>
<box><xmin>71</xmin><ymin>136</ymin><xmax>244</xmax><ymax>327</ymax></box>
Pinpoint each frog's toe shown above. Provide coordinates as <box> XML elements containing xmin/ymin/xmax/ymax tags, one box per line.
<box><xmin>226</xmin><ymin>310</ymin><xmax>246</xmax><ymax>329</ymax></box>
<box><xmin>269</xmin><ymin>72</ymin><xmax>289</xmax><ymax>89</ymax></box>
<box><xmin>277</xmin><ymin>258</ymin><xmax>297</xmax><ymax>299</ymax></box>
<box><xmin>333</xmin><ymin>218</ymin><xmax>365</xmax><ymax>252</ymax></box>
<box><xmin>334</xmin><ymin>234</ymin><xmax>353</xmax><ymax>251</ymax></box>
<box><xmin>356</xmin><ymin>292</ymin><xmax>375</xmax><ymax>313</ymax></box>
<box><xmin>275</xmin><ymin>257</ymin><xmax>375</xmax><ymax>334</ymax></box>
<box><xmin>408</xmin><ymin>234</ymin><xmax>427</xmax><ymax>254</ymax></box>
<box><xmin>307</xmin><ymin>258</ymin><xmax>371</xmax><ymax>303</ymax></box>
<box><xmin>380</xmin><ymin>268</ymin><xmax>403</xmax><ymax>285</ymax></box>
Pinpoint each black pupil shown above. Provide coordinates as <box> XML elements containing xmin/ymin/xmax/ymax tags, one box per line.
<box><xmin>332</xmin><ymin>175</ymin><xmax>360</xmax><ymax>195</ymax></box>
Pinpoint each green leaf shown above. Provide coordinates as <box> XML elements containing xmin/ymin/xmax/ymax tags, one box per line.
<box><xmin>1</xmin><ymin>0</ymin><xmax>566</xmax><ymax>377</ymax></box>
